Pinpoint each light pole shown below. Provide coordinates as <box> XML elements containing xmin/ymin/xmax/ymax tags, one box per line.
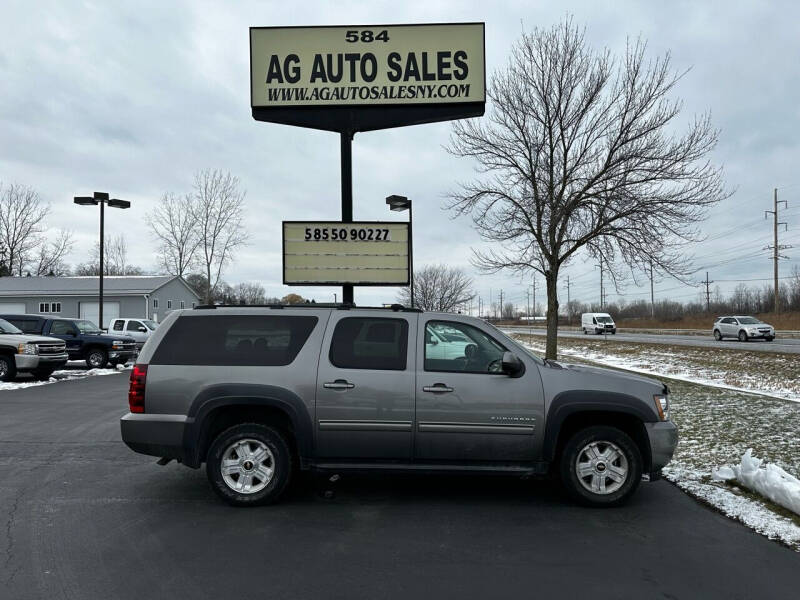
<box><xmin>386</xmin><ymin>195</ymin><xmax>413</xmax><ymax>308</ymax></box>
<box><xmin>73</xmin><ymin>192</ymin><xmax>130</xmax><ymax>328</ymax></box>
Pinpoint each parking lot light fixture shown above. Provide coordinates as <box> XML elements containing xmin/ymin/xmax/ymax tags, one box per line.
<box><xmin>73</xmin><ymin>191</ymin><xmax>131</xmax><ymax>328</ymax></box>
<box><xmin>386</xmin><ymin>195</ymin><xmax>413</xmax><ymax>308</ymax></box>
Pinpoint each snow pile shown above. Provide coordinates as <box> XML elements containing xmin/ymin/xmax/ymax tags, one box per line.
<box><xmin>713</xmin><ymin>449</ymin><xmax>800</xmax><ymax>517</ymax></box>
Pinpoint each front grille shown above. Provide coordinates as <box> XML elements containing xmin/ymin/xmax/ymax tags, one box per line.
<box><xmin>118</xmin><ymin>343</ymin><xmax>136</xmax><ymax>351</ymax></box>
<box><xmin>37</xmin><ymin>343</ymin><xmax>66</xmax><ymax>355</ymax></box>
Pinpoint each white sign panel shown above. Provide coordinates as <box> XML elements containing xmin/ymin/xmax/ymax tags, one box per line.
<box><xmin>251</xmin><ymin>23</ymin><xmax>485</xmax><ymax>108</ymax></box>
<box><xmin>283</xmin><ymin>221</ymin><xmax>410</xmax><ymax>285</ymax></box>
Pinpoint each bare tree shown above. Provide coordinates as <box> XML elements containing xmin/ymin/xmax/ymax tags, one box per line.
<box><xmin>447</xmin><ymin>20</ymin><xmax>728</xmax><ymax>358</ymax></box>
<box><xmin>398</xmin><ymin>264</ymin><xmax>474</xmax><ymax>312</ymax></box>
<box><xmin>0</xmin><ymin>182</ymin><xmax>49</xmax><ymax>276</ymax></box>
<box><xmin>146</xmin><ymin>192</ymin><xmax>200</xmax><ymax>276</ymax></box>
<box><xmin>76</xmin><ymin>234</ymin><xmax>143</xmax><ymax>275</ymax></box>
<box><xmin>31</xmin><ymin>229</ymin><xmax>74</xmax><ymax>276</ymax></box>
<box><xmin>234</xmin><ymin>281</ymin><xmax>267</xmax><ymax>305</ymax></box>
<box><xmin>192</xmin><ymin>169</ymin><xmax>249</xmax><ymax>303</ymax></box>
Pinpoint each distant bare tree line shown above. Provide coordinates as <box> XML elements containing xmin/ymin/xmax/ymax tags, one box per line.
<box><xmin>563</xmin><ymin>269</ymin><xmax>800</xmax><ymax>322</ymax></box>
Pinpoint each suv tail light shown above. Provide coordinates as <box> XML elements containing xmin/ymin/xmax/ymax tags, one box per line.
<box><xmin>128</xmin><ymin>364</ymin><xmax>147</xmax><ymax>413</ymax></box>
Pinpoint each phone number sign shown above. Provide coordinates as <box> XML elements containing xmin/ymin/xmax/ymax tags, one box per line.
<box><xmin>283</xmin><ymin>221</ymin><xmax>409</xmax><ymax>285</ymax></box>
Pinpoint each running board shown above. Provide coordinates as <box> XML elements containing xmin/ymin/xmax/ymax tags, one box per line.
<box><xmin>310</xmin><ymin>461</ymin><xmax>549</xmax><ymax>476</ymax></box>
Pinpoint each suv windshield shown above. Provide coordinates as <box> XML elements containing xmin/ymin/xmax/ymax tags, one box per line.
<box><xmin>0</xmin><ymin>318</ymin><xmax>22</xmax><ymax>334</ymax></box>
<box><xmin>74</xmin><ymin>320</ymin><xmax>103</xmax><ymax>334</ymax></box>
<box><xmin>737</xmin><ymin>317</ymin><xmax>761</xmax><ymax>325</ymax></box>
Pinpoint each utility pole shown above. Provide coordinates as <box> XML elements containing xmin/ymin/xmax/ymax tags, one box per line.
<box><xmin>703</xmin><ymin>272</ymin><xmax>713</xmax><ymax>312</ymax></box>
<box><xmin>498</xmin><ymin>289</ymin><xmax>504</xmax><ymax>320</ymax></box>
<box><xmin>765</xmin><ymin>188</ymin><xmax>790</xmax><ymax>313</ymax></box>
<box><xmin>649</xmin><ymin>260</ymin><xmax>655</xmax><ymax>318</ymax></box>
<box><xmin>478</xmin><ymin>296</ymin><xmax>483</xmax><ymax>319</ymax></box>
<box><xmin>531</xmin><ymin>278</ymin><xmax>537</xmax><ymax>317</ymax></box>
<box><xmin>595</xmin><ymin>257</ymin><xmax>605</xmax><ymax>309</ymax></box>
<box><xmin>525</xmin><ymin>287</ymin><xmax>531</xmax><ymax>320</ymax></box>
<box><xmin>565</xmin><ymin>275</ymin><xmax>572</xmax><ymax>325</ymax></box>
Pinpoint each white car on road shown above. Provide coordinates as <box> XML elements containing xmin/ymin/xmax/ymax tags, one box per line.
<box><xmin>713</xmin><ymin>316</ymin><xmax>775</xmax><ymax>342</ymax></box>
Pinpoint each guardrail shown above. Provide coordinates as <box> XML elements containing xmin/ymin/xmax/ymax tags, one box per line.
<box><xmin>501</xmin><ymin>325</ymin><xmax>800</xmax><ymax>339</ymax></box>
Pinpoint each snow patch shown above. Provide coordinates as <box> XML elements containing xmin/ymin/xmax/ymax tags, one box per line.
<box><xmin>713</xmin><ymin>449</ymin><xmax>800</xmax><ymax>517</ymax></box>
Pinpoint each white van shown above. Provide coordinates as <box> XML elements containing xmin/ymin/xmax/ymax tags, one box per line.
<box><xmin>581</xmin><ymin>313</ymin><xmax>616</xmax><ymax>335</ymax></box>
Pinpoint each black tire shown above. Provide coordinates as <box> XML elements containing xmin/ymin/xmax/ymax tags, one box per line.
<box><xmin>85</xmin><ymin>348</ymin><xmax>108</xmax><ymax>369</ymax></box>
<box><xmin>611</xmin><ymin>330</ymin><xmax>616</xmax><ymax>335</ymax></box>
<box><xmin>31</xmin><ymin>368</ymin><xmax>55</xmax><ymax>381</ymax></box>
<box><xmin>738</xmin><ymin>330</ymin><xmax>748</xmax><ymax>342</ymax></box>
<box><xmin>206</xmin><ymin>423</ymin><xmax>292</xmax><ymax>507</ymax></box>
<box><xmin>765</xmin><ymin>336</ymin><xmax>774</xmax><ymax>342</ymax></box>
<box><xmin>0</xmin><ymin>354</ymin><xmax>17</xmax><ymax>382</ymax></box>
<box><xmin>559</xmin><ymin>425</ymin><xmax>642</xmax><ymax>507</ymax></box>
<box><xmin>713</xmin><ymin>329</ymin><xmax>722</xmax><ymax>341</ymax></box>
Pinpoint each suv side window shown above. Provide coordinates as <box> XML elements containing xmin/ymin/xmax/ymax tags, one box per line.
<box><xmin>126</xmin><ymin>321</ymin><xmax>142</xmax><ymax>331</ymax></box>
<box><xmin>424</xmin><ymin>320</ymin><xmax>506</xmax><ymax>374</ymax></box>
<box><xmin>50</xmin><ymin>320</ymin><xmax>77</xmax><ymax>335</ymax></box>
<box><xmin>150</xmin><ymin>315</ymin><xmax>318</xmax><ymax>366</ymax></box>
<box><xmin>329</xmin><ymin>317</ymin><xmax>408</xmax><ymax>371</ymax></box>
<box><xmin>113</xmin><ymin>320</ymin><xmax>125</xmax><ymax>331</ymax></box>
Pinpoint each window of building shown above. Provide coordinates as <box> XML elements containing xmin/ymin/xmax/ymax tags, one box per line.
<box><xmin>191</xmin><ymin>302</ymin><xmax>196</xmax><ymax>308</ymax></box>
<box><xmin>51</xmin><ymin>302</ymin><xmax>61</xmax><ymax>313</ymax></box>
<box><xmin>329</xmin><ymin>317</ymin><xmax>409</xmax><ymax>371</ymax></box>
<box><xmin>39</xmin><ymin>302</ymin><xmax>50</xmax><ymax>313</ymax></box>
<box><xmin>167</xmin><ymin>299</ymin><xmax>172</xmax><ymax>309</ymax></box>
<box><xmin>150</xmin><ymin>315</ymin><xmax>318</xmax><ymax>367</ymax></box>
<box><xmin>153</xmin><ymin>298</ymin><xmax>159</xmax><ymax>309</ymax></box>
<box><xmin>180</xmin><ymin>300</ymin><xmax>185</xmax><ymax>309</ymax></box>
<box><xmin>424</xmin><ymin>320</ymin><xmax>506</xmax><ymax>374</ymax></box>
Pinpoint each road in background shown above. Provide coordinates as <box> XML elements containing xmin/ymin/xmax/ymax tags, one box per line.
<box><xmin>1</xmin><ymin>375</ymin><xmax>798</xmax><ymax>599</ymax></box>
<box><xmin>503</xmin><ymin>326</ymin><xmax>800</xmax><ymax>354</ymax></box>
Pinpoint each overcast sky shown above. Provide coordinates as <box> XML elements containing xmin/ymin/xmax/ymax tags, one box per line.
<box><xmin>1</xmin><ymin>0</ymin><xmax>798</xmax><ymax>312</ymax></box>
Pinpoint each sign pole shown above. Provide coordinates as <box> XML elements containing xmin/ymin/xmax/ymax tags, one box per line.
<box><xmin>341</xmin><ymin>130</ymin><xmax>354</xmax><ymax>304</ymax></box>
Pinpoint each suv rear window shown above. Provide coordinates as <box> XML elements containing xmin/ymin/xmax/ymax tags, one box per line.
<box><xmin>151</xmin><ymin>315</ymin><xmax>318</xmax><ymax>366</ymax></box>
<box><xmin>329</xmin><ymin>317</ymin><xmax>408</xmax><ymax>370</ymax></box>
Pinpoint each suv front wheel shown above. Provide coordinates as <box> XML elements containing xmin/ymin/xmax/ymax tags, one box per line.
<box><xmin>560</xmin><ymin>425</ymin><xmax>642</xmax><ymax>507</ymax></box>
<box><xmin>206</xmin><ymin>423</ymin><xmax>292</xmax><ymax>507</ymax></box>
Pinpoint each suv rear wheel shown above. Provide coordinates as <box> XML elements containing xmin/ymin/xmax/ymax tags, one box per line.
<box><xmin>560</xmin><ymin>425</ymin><xmax>642</xmax><ymax>507</ymax></box>
<box><xmin>713</xmin><ymin>329</ymin><xmax>722</xmax><ymax>341</ymax></box>
<box><xmin>206</xmin><ymin>423</ymin><xmax>292</xmax><ymax>507</ymax></box>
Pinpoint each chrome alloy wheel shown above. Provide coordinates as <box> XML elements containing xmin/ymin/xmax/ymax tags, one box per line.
<box><xmin>220</xmin><ymin>438</ymin><xmax>275</xmax><ymax>494</ymax></box>
<box><xmin>575</xmin><ymin>441</ymin><xmax>629</xmax><ymax>495</ymax></box>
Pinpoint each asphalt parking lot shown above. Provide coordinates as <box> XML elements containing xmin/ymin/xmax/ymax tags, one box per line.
<box><xmin>1</xmin><ymin>374</ymin><xmax>798</xmax><ymax>599</ymax></box>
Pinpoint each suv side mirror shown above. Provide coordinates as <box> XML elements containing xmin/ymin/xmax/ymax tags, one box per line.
<box><xmin>501</xmin><ymin>351</ymin><xmax>524</xmax><ymax>377</ymax></box>
<box><xmin>138</xmin><ymin>327</ymin><xmax>147</xmax><ymax>332</ymax></box>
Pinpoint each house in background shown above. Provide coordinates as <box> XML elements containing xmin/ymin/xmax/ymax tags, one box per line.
<box><xmin>0</xmin><ymin>275</ymin><xmax>201</xmax><ymax>327</ymax></box>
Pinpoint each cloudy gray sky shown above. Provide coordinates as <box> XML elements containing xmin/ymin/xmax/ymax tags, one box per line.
<box><xmin>1</xmin><ymin>0</ymin><xmax>798</xmax><ymax>312</ymax></box>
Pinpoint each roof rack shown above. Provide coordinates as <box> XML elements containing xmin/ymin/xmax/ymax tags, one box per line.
<box><xmin>193</xmin><ymin>303</ymin><xmax>422</xmax><ymax>313</ymax></box>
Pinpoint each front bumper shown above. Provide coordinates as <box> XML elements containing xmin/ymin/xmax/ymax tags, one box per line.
<box><xmin>15</xmin><ymin>352</ymin><xmax>69</xmax><ymax>372</ymax></box>
<box><xmin>121</xmin><ymin>413</ymin><xmax>192</xmax><ymax>464</ymax></box>
<box><xmin>109</xmin><ymin>350</ymin><xmax>136</xmax><ymax>363</ymax></box>
<box><xmin>645</xmin><ymin>420</ymin><xmax>679</xmax><ymax>473</ymax></box>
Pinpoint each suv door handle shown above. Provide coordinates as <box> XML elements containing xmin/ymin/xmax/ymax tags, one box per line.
<box><xmin>423</xmin><ymin>384</ymin><xmax>454</xmax><ymax>393</ymax></box>
<box><xmin>323</xmin><ymin>379</ymin><xmax>355</xmax><ymax>390</ymax></box>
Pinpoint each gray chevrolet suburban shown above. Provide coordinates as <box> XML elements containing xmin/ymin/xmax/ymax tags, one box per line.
<box><xmin>121</xmin><ymin>305</ymin><xmax>678</xmax><ymax>507</ymax></box>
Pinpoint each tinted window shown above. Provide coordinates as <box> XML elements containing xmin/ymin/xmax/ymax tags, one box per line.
<box><xmin>329</xmin><ymin>317</ymin><xmax>408</xmax><ymax>371</ymax></box>
<box><xmin>425</xmin><ymin>320</ymin><xmax>506</xmax><ymax>374</ymax></box>
<box><xmin>151</xmin><ymin>315</ymin><xmax>318</xmax><ymax>366</ymax></box>
<box><xmin>126</xmin><ymin>321</ymin><xmax>142</xmax><ymax>331</ymax></box>
<box><xmin>7</xmin><ymin>318</ymin><xmax>39</xmax><ymax>333</ymax></box>
<box><xmin>113</xmin><ymin>320</ymin><xmax>125</xmax><ymax>331</ymax></box>
<box><xmin>50</xmin><ymin>320</ymin><xmax>77</xmax><ymax>335</ymax></box>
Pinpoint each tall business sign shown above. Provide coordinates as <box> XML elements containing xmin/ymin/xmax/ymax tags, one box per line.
<box><xmin>250</xmin><ymin>23</ymin><xmax>485</xmax><ymax>298</ymax></box>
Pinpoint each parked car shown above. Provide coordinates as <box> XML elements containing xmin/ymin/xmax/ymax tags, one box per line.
<box><xmin>121</xmin><ymin>305</ymin><xmax>677</xmax><ymax>508</ymax></box>
<box><xmin>582</xmin><ymin>312</ymin><xmax>617</xmax><ymax>335</ymax></box>
<box><xmin>713</xmin><ymin>316</ymin><xmax>775</xmax><ymax>342</ymax></box>
<box><xmin>108</xmin><ymin>318</ymin><xmax>158</xmax><ymax>350</ymax></box>
<box><xmin>0</xmin><ymin>315</ymin><xmax>137</xmax><ymax>368</ymax></box>
<box><xmin>0</xmin><ymin>317</ymin><xmax>68</xmax><ymax>381</ymax></box>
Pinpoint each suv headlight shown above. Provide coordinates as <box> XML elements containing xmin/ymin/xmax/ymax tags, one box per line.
<box><xmin>111</xmin><ymin>340</ymin><xmax>125</xmax><ymax>350</ymax></box>
<box><xmin>654</xmin><ymin>394</ymin><xmax>669</xmax><ymax>421</ymax></box>
<box><xmin>17</xmin><ymin>342</ymin><xmax>38</xmax><ymax>355</ymax></box>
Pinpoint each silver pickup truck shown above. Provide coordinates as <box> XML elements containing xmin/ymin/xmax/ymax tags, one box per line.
<box><xmin>121</xmin><ymin>305</ymin><xmax>678</xmax><ymax>508</ymax></box>
<box><xmin>0</xmin><ymin>317</ymin><xmax>68</xmax><ymax>381</ymax></box>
